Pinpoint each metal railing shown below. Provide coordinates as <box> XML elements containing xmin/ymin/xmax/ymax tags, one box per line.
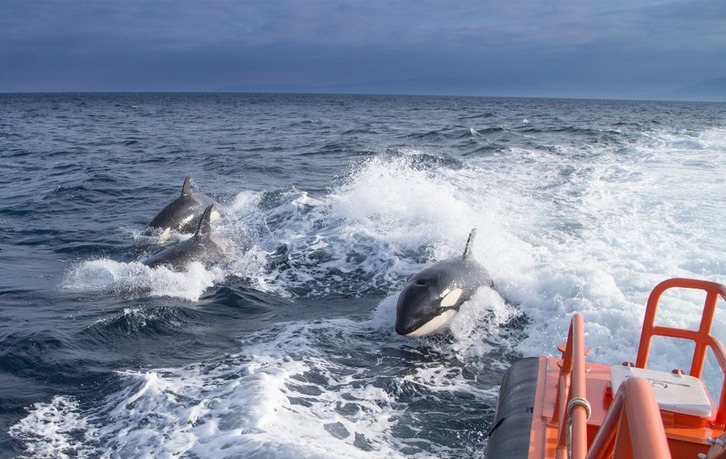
<box><xmin>635</xmin><ymin>278</ymin><xmax>726</xmax><ymax>426</ymax></box>
<box><xmin>554</xmin><ymin>311</ymin><xmax>673</xmax><ymax>458</ymax></box>
<box><xmin>554</xmin><ymin>313</ymin><xmax>589</xmax><ymax>459</ymax></box>
<box><xmin>586</xmin><ymin>377</ymin><xmax>672</xmax><ymax>459</ymax></box>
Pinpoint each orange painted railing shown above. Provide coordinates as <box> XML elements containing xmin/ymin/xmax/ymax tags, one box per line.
<box><xmin>554</xmin><ymin>312</ymin><xmax>674</xmax><ymax>459</ymax></box>
<box><xmin>635</xmin><ymin>278</ymin><xmax>726</xmax><ymax>426</ymax></box>
<box><xmin>586</xmin><ymin>377</ymin><xmax>672</xmax><ymax>459</ymax></box>
<box><xmin>548</xmin><ymin>279</ymin><xmax>726</xmax><ymax>458</ymax></box>
<box><xmin>553</xmin><ymin>313</ymin><xmax>589</xmax><ymax>459</ymax></box>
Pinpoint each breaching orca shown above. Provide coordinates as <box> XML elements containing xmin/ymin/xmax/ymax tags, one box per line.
<box><xmin>395</xmin><ymin>229</ymin><xmax>492</xmax><ymax>337</ymax></box>
<box><xmin>143</xmin><ymin>204</ymin><xmax>230</xmax><ymax>270</ymax></box>
<box><xmin>144</xmin><ymin>175</ymin><xmax>221</xmax><ymax>238</ymax></box>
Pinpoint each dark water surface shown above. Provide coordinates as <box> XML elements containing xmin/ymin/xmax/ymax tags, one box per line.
<box><xmin>1</xmin><ymin>93</ymin><xmax>725</xmax><ymax>457</ymax></box>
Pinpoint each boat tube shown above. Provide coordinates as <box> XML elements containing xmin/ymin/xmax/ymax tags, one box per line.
<box><xmin>487</xmin><ymin>357</ymin><xmax>539</xmax><ymax>459</ymax></box>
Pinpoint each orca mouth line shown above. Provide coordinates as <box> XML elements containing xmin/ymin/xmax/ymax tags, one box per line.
<box><xmin>396</xmin><ymin>308</ymin><xmax>459</xmax><ymax>337</ymax></box>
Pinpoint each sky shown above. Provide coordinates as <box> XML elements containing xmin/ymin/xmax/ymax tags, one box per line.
<box><xmin>1</xmin><ymin>0</ymin><xmax>725</xmax><ymax>100</ymax></box>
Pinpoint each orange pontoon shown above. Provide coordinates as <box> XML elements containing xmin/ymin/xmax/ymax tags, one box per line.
<box><xmin>488</xmin><ymin>278</ymin><xmax>726</xmax><ymax>459</ymax></box>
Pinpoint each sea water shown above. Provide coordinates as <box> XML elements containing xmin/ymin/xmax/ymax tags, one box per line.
<box><xmin>1</xmin><ymin>93</ymin><xmax>725</xmax><ymax>458</ymax></box>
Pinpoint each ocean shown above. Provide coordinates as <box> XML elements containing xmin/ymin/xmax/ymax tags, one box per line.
<box><xmin>1</xmin><ymin>93</ymin><xmax>725</xmax><ymax>458</ymax></box>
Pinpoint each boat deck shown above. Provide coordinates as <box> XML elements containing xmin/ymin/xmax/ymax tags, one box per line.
<box><xmin>530</xmin><ymin>355</ymin><xmax>723</xmax><ymax>458</ymax></box>
<box><xmin>490</xmin><ymin>278</ymin><xmax>726</xmax><ymax>459</ymax></box>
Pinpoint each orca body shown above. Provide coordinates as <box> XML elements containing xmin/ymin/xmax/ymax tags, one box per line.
<box><xmin>395</xmin><ymin>229</ymin><xmax>492</xmax><ymax>337</ymax></box>
<box><xmin>144</xmin><ymin>175</ymin><xmax>221</xmax><ymax>238</ymax></box>
<box><xmin>143</xmin><ymin>205</ymin><xmax>229</xmax><ymax>270</ymax></box>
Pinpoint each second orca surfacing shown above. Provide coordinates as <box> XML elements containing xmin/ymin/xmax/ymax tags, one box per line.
<box><xmin>144</xmin><ymin>174</ymin><xmax>221</xmax><ymax>239</ymax></box>
<box><xmin>143</xmin><ymin>205</ymin><xmax>230</xmax><ymax>271</ymax></box>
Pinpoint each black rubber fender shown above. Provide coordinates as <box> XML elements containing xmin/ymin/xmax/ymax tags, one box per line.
<box><xmin>487</xmin><ymin>357</ymin><xmax>540</xmax><ymax>459</ymax></box>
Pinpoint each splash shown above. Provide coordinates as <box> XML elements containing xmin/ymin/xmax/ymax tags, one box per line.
<box><xmin>224</xmin><ymin>152</ymin><xmax>531</xmax><ymax>302</ymax></box>
<box><xmin>9</xmin><ymin>396</ymin><xmax>96</xmax><ymax>459</ymax></box>
<box><xmin>62</xmin><ymin>259</ymin><xmax>223</xmax><ymax>302</ymax></box>
<box><xmin>11</xmin><ymin>313</ymin><xmax>500</xmax><ymax>458</ymax></box>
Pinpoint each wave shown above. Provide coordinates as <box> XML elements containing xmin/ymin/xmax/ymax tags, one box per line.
<box><xmin>58</xmin><ymin>124</ymin><xmax>726</xmax><ymax>370</ymax></box>
<box><xmin>10</xmin><ymin>286</ymin><xmax>519</xmax><ymax>458</ymax></box>
<box><xmin>6</xmin><ymin>95</ymin><xmax>726</xmax><ymax>457</ymax></box>
<box><xmin>60</xmin><ymin>146</ymin><xmax>529</xmax><ymax>307</ymax></box>
<box><xmin>62</xmin><ymin>259</ymin><xmax>225</xmax><ymax>302</ymax></box>
<box><xmin>80</xmin><ymin>306</ymin><xmax>208</xmax><ymax>344</ymax></box>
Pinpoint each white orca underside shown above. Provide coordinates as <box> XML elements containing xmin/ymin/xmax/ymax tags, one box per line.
<box><xmin>157</xmin><ymin>227</ymin><xmax>172</xmax><ymax>243</ymax></box>
<box><xmin>403</xmin><ymin>309</ymin><xmax>458</xmax><ymax>338</ymax></box>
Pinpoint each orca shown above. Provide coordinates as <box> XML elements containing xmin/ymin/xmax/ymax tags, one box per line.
<box><xmin>395</xmin><ymin>229</ymin><xmax>492</xmax><ymax>337</ymax></box>
<box><xmin>143</xmin><ymin>204</ymin><xmax>230</xmax><ymax>270</ymax></box>
<box><xmin>144</xmin><ymin>175</ymin><xmax>221</xmax><ymax>238</ymax></box>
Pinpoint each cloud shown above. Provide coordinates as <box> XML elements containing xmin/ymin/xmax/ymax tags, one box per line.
<box><xmin>1</xmin><ymin>0</ymin><xmax>725</xmax><ymax>97</ymax></box>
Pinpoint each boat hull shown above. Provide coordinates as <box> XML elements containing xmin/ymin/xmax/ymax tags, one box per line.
<box><xmin>487</xmin><ymin>357</ymin><xmax>539</xmax><ymax>459</ymax></box>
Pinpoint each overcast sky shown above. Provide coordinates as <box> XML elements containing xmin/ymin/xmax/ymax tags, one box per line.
<box><xmin>1</xmin><ymin>0</ymin><xmax>725</xmax><ymax>99</ymax></box>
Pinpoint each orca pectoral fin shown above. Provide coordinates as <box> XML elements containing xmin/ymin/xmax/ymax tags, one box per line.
<box><xmin>181</xmin><ymin>174</ymin><xmax>192</xmax><ymax>197</ymax></box>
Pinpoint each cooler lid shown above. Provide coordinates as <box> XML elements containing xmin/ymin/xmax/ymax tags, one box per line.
<box><xmin>610</xmin><ymin>365</ymin><xmax>713</xmax><ymax>418</ymax></box>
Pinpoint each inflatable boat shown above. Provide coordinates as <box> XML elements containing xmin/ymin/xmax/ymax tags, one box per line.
<box><xmin>488</xmin><ymin>278</ymin><xmax>726</xmax><ymax>458</ymax></box>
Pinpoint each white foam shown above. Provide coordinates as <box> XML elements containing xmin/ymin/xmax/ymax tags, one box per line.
<box><xmin>62</xmin><ymin>259</ymin><xmax>223</xmax><ymax>302</ymax></box>
<box><xmin>10</xmin><ymin>322</ymin><xmax>440</xmax><ymax>457</ymax></box>
<box><xmin>214</xmin><ymin>142</ymin><xmax>726</xmax><ymax>376</ymax></box>
<box><xmin>474</xmin><ymin>126</ymin><xmax>726</xmax><ymax>374</ymax></box>
<box><xmin>11</xmin><ymin>296</ymin><xmax>508</xmax><ymax>457</ymax></box>
<box><xmin>9</xmin><ymin>396</ymin><xmax>96</xmax><ymax>459</ymax></box>
<box><xmin>41</xmin><ymin>125</ymin><xmax>726</xmax><ymax>456</ymax></box>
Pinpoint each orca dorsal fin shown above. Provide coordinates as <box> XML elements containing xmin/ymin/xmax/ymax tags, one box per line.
<box><xmin>181</xmin><ymin>175</ymin><xmax>192</xmax><ymax>197</ymax></box>
<box><xmin>463</xmin><ymin>228</ymin><xmax>477</xmax><ymax>259</ymax></box>
<box><xmin>194</xmin><ymin>204</ymin><xmax>214</xmax><ymax>237</ymax></box>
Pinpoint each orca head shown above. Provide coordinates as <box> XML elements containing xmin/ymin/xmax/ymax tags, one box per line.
<box><xmin>395</xmin><ymin>275</ymin><xmax>464</xmax><ymax>337</ymax></box>
<box><xmin>394</xmin><ymin>229</ymin><xmax>485</xmax><ymax>337</ymax></box>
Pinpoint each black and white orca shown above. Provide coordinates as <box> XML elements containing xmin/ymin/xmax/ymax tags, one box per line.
<box><xmin>144</xmin><ymin>175</ymin><xmax>221</xmax><ymax>239</ymax></box>
<box><xmin>143</xmin><ymin>204</ymin><xmax>230</xmax><ymax>270</ymax></box>
<box><xmin>395</xmin><ymin>229</ymin><xmax>492</xmax><ymax>337</ymax></box>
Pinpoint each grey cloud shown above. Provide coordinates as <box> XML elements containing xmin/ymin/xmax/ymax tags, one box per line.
<box><xmin>1</xmin><ymin>0</ymin><xmax>724</xmax><ymax>98</ymax></box>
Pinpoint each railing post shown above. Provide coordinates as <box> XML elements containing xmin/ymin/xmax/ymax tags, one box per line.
<box><xmin>691</xmin><ymin>290</ymin><xmax>720</xmax><ymax>377</ymax></box>
<box><xmin>635</xmin><ymin>279</ymin><xmax>670</xmax><ymax>368</ymax></box>
<box><xmin>634</xmin><ymin>278</ymin><xmax>726</xmax><ymax>427</ymax></box>
<box><xmin>587</xmin><ymin>378</ymin><xmax>672</xmax><ymax>459</ymax></box>
<box><xmin>555</xmin><ymin>314</ymin><xmax>589</xmax><ymax>459</ymax></box>
<box><xmin>570</xmin><ymin>314</ymin><xmax>588</xmax><ymax>459</ymax></box>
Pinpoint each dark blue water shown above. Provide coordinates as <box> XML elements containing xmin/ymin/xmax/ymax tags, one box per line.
<box><xmin>1</xmin><ymin>93</ymin><xmax>725</xmax><ymax>458</ymax></box>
